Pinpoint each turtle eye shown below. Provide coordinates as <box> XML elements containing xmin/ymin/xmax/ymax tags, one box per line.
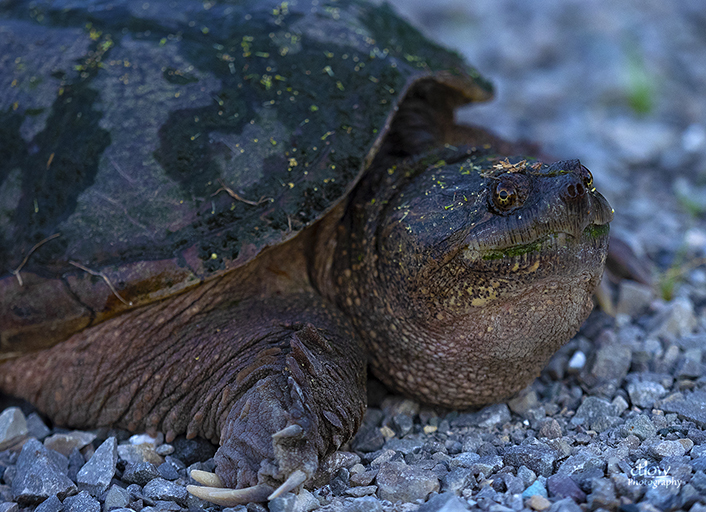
<box><xmin>491</xmin><ymin>180</ymin><xmax>519</xmax><ymax>211</ymax></box>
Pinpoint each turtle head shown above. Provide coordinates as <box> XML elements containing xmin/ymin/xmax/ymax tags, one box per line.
<box><xmin>327</xmin><ymin>155</ymin><xmax>613</xmax><ymax>408</ymax></box>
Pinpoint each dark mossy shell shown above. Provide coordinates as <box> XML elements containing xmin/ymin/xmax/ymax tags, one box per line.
<box><xmin>0</xmin><ymin>0</ymin><xmax>492</xmax><ymax>353</ymax></box>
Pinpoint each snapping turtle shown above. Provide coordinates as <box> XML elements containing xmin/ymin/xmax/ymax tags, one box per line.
<box><xmin>0</xmin><ymin>0</ymin><xmax>613</xmax><ymax>505</ymax></box>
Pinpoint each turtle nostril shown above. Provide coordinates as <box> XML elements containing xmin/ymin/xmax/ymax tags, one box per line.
<box><xmin>566</xmin><ymin>181</ymin><xmax>586</xmax><ymax>199</ymax></box>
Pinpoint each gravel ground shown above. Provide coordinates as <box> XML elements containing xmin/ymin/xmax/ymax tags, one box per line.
<box><xmin>3</xmin><ymin>0</ymin><xmax>706</xmax><ymax>511</ymax></box>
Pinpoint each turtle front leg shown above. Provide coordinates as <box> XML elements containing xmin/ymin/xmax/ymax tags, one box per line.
<box><xmin>190</xmin><ymin>319</ymin><xmax>367</xmax><ymax>505</ymax></box>
<box><xmin>0</xmin><ymin>288</ymin><xmax>366</xmax><ymax>505</ymax></box>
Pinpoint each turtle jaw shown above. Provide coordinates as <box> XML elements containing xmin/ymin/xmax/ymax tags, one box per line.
<box><xmin>469</xmin><ymin>222</ymin><xmax>611</xmax><ymax>266</ymax></box>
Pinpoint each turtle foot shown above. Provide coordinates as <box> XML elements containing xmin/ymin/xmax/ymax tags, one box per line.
<box><xmin>187</xmin><ymin>321</ymin><xmax>365</xmax><ymax>505</ymax></box>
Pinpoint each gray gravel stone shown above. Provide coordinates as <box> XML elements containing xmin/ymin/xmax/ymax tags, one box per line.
<box><xmin>521</xmin><ymin>478</ymin><xmax>547</xmax><ymax>498</ymax></box>
<box><xmin>77</xmin><ymin>437</ymin><xmax>117</xmax><ymax>496</ymax></box>
<box><xmin>383</xmin><ymin>438</ymin><xmax>423</xmax><ymax>455</ymax></box>
<box><xmin>451</xmin><ymin>452</ymin><xmax>480</xmax><ymax>469</ymax></box>
<box><xmin>474</xmin><ymin>404</ymin><xmax>511</xmax><ymax>429</ymax></box>
<box><xmin>627</xmin><ymin>380</ymin><xmax>667</xmax><ymax>408</ymax></box>
<box><xmin>25</xmin><ymin>414</ymin><xmax>51</xmax><ymax>441</ymax></box>
<box><xmin>587</xmin><ymin>478</ymin><xmax>618</xmax><ymax>510</ymax></box>
<box><xmin>517</xmin><ymin>465</ymin><xmax>537</xmax><ymax>487</ymax></box>
<box><xmin>67</xmin><ymin>447</ymin><xmax>84</xmax><ymax>483</ymax></box>
<box><xmin>503</xmin><ymin>444</ymin><xmax>557</xmax><ymax>477</ymax></box>
<box><xmin>43</xmin><ymin>431</ymin><xmax>96</xmax><ymax>457</ymax></box>
<box><xmin>351</xmin><ymin>428</ymin><xmax>385</xmax><ymax>453</ymax></box>
<box><xmin>691</xmin><ymin>470</ymin><xmax>706</xmax><ymax>494</ymax></box>
<box><xmin>375</xmin><ymin>461</ymin><xmax>439</xmax><ymax>502</ymax></box>
<box><xmin>567</xmin><ymin>350</ymin><xmax>586</xmax><ymax>372</ymax></box>
<box><xmin>344</xmin><ymin>485</ymin><xmax>377</xmax><ymax>497</ymax></box>
<box><xmin>124</xmin><ymin>461</ymin><xmax>161</xmax><ymax>486</ymax></box>
<box><xmin>647</xmin><ymin>440</ymin><xmax>687</xmax><ymax>459</ymax></box>
<box><xmin>63</xmin><ymin>490</ymin><xmax>100</xmax><ymax>512</ymax></box>
<box><xmin>418</xmin><ymin>492</ymin><xmax>469</xmax><ymax>512</ymax></box>
<box><xmin>268</xmin><ymin>492</ymin><xmax>296</xmax><ymax>512</ymax></box>
<box><xmin>557</xmin><ymin>450</ymin><xmax>606</xmax><ymax>491</ymax></box>
<box><xmin>503</xmin><ymin>473</ymin><xmax>523</xmax><ymax>495</ymax></box>
<box><xmin>11</xmin><ymin>438</ymin><xmax>77</xmax><ymax>506</ymax></box>
<box><xmin>117</xmin><ymin>443</ymin><xmax>163</xmax><ymax>466</ymax></box>
<box><xmin>591</xmin><ymin>343</ymin><xmax>632</xmax><ymax>382</ymax></box>
<box><xmin>157</xmin><ymin>461</ymin><xmax>180</xmax><ymax>481</ymax></box>
<box><xmin>645</xmin><ymin>480</ymin><xmax>680</xmax><ymax>510</ymax></box>
<box><xmin>270</xmin><ymin>488</ymin><xmax>318</xmax><ymax>512</ymax></box>
<box><xmin>391</xmin><ymin>414</ymin><xmax>413</xmax><ymax>438</ymax></box>
<box><xmin>507</xmin><ymin>389</ymin><xmax>539</xmax><ymax>417</ymax></box>
<box><xmin>680</xmin><ymin>483</ymin><xmax>700</xmax><ymax>510</ymax></box>
<box><xmin>34</xmin><ymin>495</ymin><xmax>62</xmax><ymax>512</ymax></box>
<box><xmin>537</xmin><ymin>419</ymin><xmax>562</xmax><ymax>439</ymax></box>
<box><xmin>0</xmin><ymin>503</ymin><xmax>18</xmax><ymax>512</ymax></box>
<box><xmin>616</xmin><ymin>280</ymin><xmax>654</xmax><ymax>316</ymax></box>
<box><xmin>661</xmin><ymin>390</ymin><xmax>706</xmax><ymax>428</ymax></box>
<box><xmin>622</xmin><ymin>414</ymin><xmax>657</xmax><ymax>440</ymax></box>
<box><xmin>335</xmin><ymin>496</ymin><xmax>383</xmax><ymax>512</ymax></box>
<box><xmin>143</xmin><ymin>477</ymin><xmax>188</xmax><ymax>507</ymax></box>
<box><xmin>0</xmin><ymin>487</ymin><xmax>13</xmax><ymax>504</ymax></box>
<box><xmin>649</xmin><ymin>297</ymin><xmax>697</xmax><ymax>340</ymax></box>
<box><xmin>104</xmin><ymin>484</ymin><xmax>130</xmax><ymax>510</ymax></box>
<box><xmin>547</xmin><ymin>497</ymin><xmax>582</xmax><ymax>512</ymax></box>
<box><xmin>0</xmin><ymin>408</ymin><xmax>28</xmax><ymax>451</ymax></box>
<box><xmin>570</xmin><ymin>396</ymin><xmax>620</xmax><ymax>432</ymax></box>
<box><xmin>546</xmin><ymin>473</ymin><xmax>586</xmax><ymax>502</ymax></box>
<box><xmin>471</xmin><ymin>455</ymin><xmax>504</xmax><ymax>478</ymax></box>
<box><xmin>675</xmin><ymin>351</ymin><xmax>703</xmax><ymax>378</ymax></box>
<box><xmin>440</xmin><ymin>467</ymin><xmax>473</xmax><ymax>494</ymax></box>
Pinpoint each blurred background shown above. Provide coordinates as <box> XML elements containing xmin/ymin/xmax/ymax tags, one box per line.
<box><xmin>377</xmin><ymin>0</ymin><xmax>706</xmax><ymax>276</ymax></box>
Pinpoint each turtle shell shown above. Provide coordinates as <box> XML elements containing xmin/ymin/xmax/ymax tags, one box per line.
<box><xmin>0</xmin><ymin>0</ymin><xmax>492</xmax><ymax>354</ymax></box>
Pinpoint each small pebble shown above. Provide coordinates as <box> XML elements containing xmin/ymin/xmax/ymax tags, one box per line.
<box><xmin>627</xmin><ymin>381</ymin><xmax>667</xmax><ymax>408</ymax></box>
<box><xmin>117</xmin><ymin>443</ymin><xmax>163</xmax><ymax>466</ymax></box>
<box><xmin>567</xmin><ymin>351</ymin><xmax>586</xmax><ymax>372</ymax></box>
<box><xmin>43</xmin><ymin>431</ymin><xmax>96</xmax><ymax>457</ymax></box>
<box><xmin>63</xmin><ymin>490</ymin><xmax>100</xmax><ymax>512</ymax></box>
<box><xmin>124</xmin><ymin>461</ymin><xmax>161</xmax><ymax>485</ymax></box>
<box><xmin>504</xmin><ymin>444</ymin><xmax>557</xmax><ymax>478</ymax></box>
<box><xmin>571</xmin><ymin>396</ymin><xmax>619</xmax><ymax>432</ymax></box>
<box><xmin>526</xmin><ymin>494</ymin><xmax>551</xmax><ymax>510</ymax></box>
<box><xmin>522</xmin><ymin>479</ymin><xmax>547</xmax><ymax>499</ymax></box>
<box><xmin>34</xmin><ymin>495</ymin><xmax>62</xmax><ymax>512</ymax></box>
<box><xmin>25</xmin><ymin>414</ymin><xmax>51</xmax><ymax>441</ymax></box>
<box><xmin>375</xmin><ymin>461</ymin><xmax>439</xmax><ymax>502</ymax></box>
<box><xmin>143</xmin><ymin>477</ymin><xmax>188</xmax><ymax>507</ymax></box>
<box><xmin>11</xmin><ymin>439</ymin><xmax>76</xmax><ymax>506</ymax></box>
<box><xmin>104</xmin><ymin>484</ymin><xmax>130</xmax><ymax>510</ymax></box>
<box><xmin>0</xmin><ymin>409</ymin><xmax>28</xmax><ymax>451</ymax></box>
<box><xmin>77</xmin><ymin>436</ymin><xmax>117</xmax><ymax>496</ymax></box>
<box><xmin>648</xmin><ymin>439</ymin><xmax>687</xmax><ymax>459</ymax></box>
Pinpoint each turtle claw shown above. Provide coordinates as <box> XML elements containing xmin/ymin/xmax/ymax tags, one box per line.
<box><xmin>186</xmin><ymin>483</ymin><xmax>274</xmax><ymax>506</ymax></box>
<box><xmin>189</xmin><ymin>469</ymin><xmax>224</xmax><ymax>487</ymax></box>
<box><xmin>272</xmin><ymin>423</ymin><xmax>304</xmax><ymax>440</ymax></box>
<box><xmin>267</xmin><ymin>469</ymin><xmax>308</xmax><ymax>500</ymax></box>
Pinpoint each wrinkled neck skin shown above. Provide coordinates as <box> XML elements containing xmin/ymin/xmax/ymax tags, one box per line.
<box><xmin>312</xmin><ymin>143</ymin><xmax>611</xmax><ymax>409</ymax></box>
